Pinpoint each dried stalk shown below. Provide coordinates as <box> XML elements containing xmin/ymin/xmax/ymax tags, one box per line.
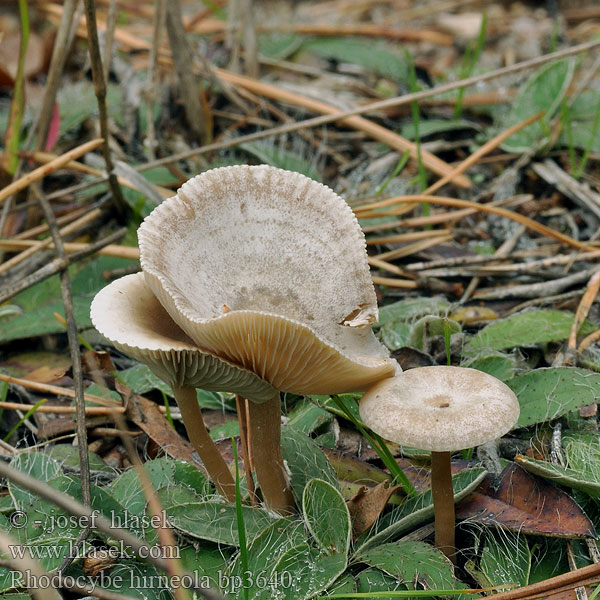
<box><xmin>31</xmin><ymin>187</ymin><xmax>92</xmax><ymax>507</ymax></box>
<box><xmin>165</xmin><ymin>0</ymin><xmax>209</xmax><ymax>144</ymax></box>
<box><xmin>0</xmin><ymin>228</ymin><xmax>126</xmax><ymax>304</ymax></box>
<box><xmin>81</xmin><ymin>0</ymin><xmax>128</xmax><ymax>218</ymax></box>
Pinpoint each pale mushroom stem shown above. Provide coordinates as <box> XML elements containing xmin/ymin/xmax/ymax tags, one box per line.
<box><xmin>173</xmin><ymin>386</ymin><xmax>236</xmax><ymax>503</ymax></box>
<box><xmin>247</xmin><ymin>392</ymin><xmax>295</xmax><ymax>515</ymax></box>
<box><xmin>431</xmin><ymin>451</ymin><xmax>456</xmax><ymax>564</ymax></box>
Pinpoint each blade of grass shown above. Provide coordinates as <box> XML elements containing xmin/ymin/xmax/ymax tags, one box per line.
<box><xmin>406</xmin><ymin>52</ymin><xmax>428</xmax><ymax>201</ymax></box>
<box><xmin>376</xmin><ymin>151</ymin><xmax>411</xmax><ymax>195</ymax></box>
<box><xmin>0</xmin><ymin>381</ymin><xmax>8</xmax><ymax>424</ymax></box>
<box><xmin>2</xmin><ymin>0</ymin><xmax>29</xmax><ymax>175</ymax></box>
<box><xmin>573</xmin><ymin>95</ymin><xmax>600</xmax><ymax>179</ymax></box>
<box><xmin>4</xmin><ymin>398</ymin><xmax>47</xmax><ymax>442</ymax></box>
<box><xmin>454</xmin><ymin>13</ymin><xmax>487</xmax><ymax>118</ymax></box>
<box><xmin>232</xmin><ymin>440</ymin><xmax>249</xmax><ymax>600</ymax></box>
<box><xmin>330</xmin><ymin>395</ymin><xmax>416</xmax><ymax>497</ymax></box>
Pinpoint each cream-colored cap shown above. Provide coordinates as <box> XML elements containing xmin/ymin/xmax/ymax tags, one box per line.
<box><xmin>359</xmin><ymin>366</ymin><xmax>519</xmax><ymax>452</ymax></box>
<box><xmin>137</xmin><ymin>165</ymin><xmax>397</xmax><ymax>394</ymax></box>
<box><xmin>90</xmin><ymin>273</ymin><xmax>276</xmax><ymax>402</ymax></box>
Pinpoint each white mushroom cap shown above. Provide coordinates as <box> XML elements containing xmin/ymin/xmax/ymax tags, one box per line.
<box><xmin>90</xmin><ymin>273</ymin><xmax>276</xmax><ymax>402</ymax></box>
<box><xmin>359</xmin><ymin>366</ymin><xmax>519</xmax><ymax>452</ymax></box>
<box><xmin>137</xmin><ymin>165</ymin><xmax>397</xmax><ymax>394</ymax></box>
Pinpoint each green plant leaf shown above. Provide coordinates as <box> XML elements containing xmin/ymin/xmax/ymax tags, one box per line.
<box><xmin>376</xmin><ymin>297</ymin><xmax>451</xmax><ymax>350</ymax></box>
<box><xmin>409</xmin><ymin>316</ymin><xmax>461</xmax><ymax>351</ymax></box>
<box><xmin>157</xmin><ymin>492</ymin><xmax>278</xmax><ymax>546</ymax></box>
<box><xmin>258</xmin><ymin>33</ymin><xmax>302</xmax><ymax>59</ymax></box>
<box><xmin>43</xmin><ymin>444</ymin><xmax>113</xmax><ymax>475</ymax></box>
<box><xmin>280</xmin><ymin>424</ymin><xmax>339</xmax><ymax>502</ymax></box>
<box><xmin>401</xmin><ymin>119</ymin><xmax>480</xmax><ymax>140</ymax></box>
<box><xmin>467</xmin><ymin>530</ymin><xmax>530</xmax><ymax>589</ymax></box>
<box><xmin>460</xmin><ymin>351</ymin><xmax>519</xmax><ymax>382</ymax></box>
<box><xmin>303</xmin><ymin>37</ymin><xmax>409</xmax><ymax>82</ymax></box>
<box><xmin>356</xmin><ymin>541</ymin><xmax>460</xmax><ymax>591</ymax></box>
<box><xmin>110</xmin><ymin>457</ymin><xmax>211</xmax><ymax>524</ymax></box>
<box><xmin>356</xmin><ymin>467</ymin><xmax>487</xmax><ymax>552</ymax></box>
<box><xmin>271</xmin><ymin>543</ymin><xmax>347</xmax><ymax>600</ymax></box>
<box><xmin>356</xmin><ymin>567</ymin><xmax>406</xmax><ymax>598</ymax></box>
<box><xmin>465</xmin><ymin>309</ymin><xmax>596</xmax><ymax>353</ymax></box>
<box><xmin>0</xmin><ymin>256</ymin><xmax>138</xmax><ymax>343</ymax></box>
<box><xmin>287</xmin><ymin>399</ymin><xmax>333</xmax><ymax>435</ymax></box>
<box><xmin>508</xmin><ymin>367</ymin><xmax>600</xmax><ymax>428</ymax></box>
<box><xmin>8</xmin><ymin>453</ymin><xmax>62</xmax><ymax>511</ymax></box>
<box><xmin>228</xmin><ymin>518</ymin><xmax>305</xmax><ymax>598</ymax></box>
<box><xmin>515</xmin><ymin>454</ymin><xmax>600</xmax><ymax>498</ymax></box>
<box><xmin>239</xmin><ymin>141</ymin><xmax>320</xmax><ymax>181</ymax></box>
<box><xmin>65</xmin><ymin>559</ymin><xmax>172</xmax><ymax>600</ymax></box>
<box><xmin>303</xmin><ymin>479</ymin><xmax>350</xmax><ymax>556</ymax></box>
<box><xmin>501</xmin><ymin>60</ymin><xmax>574</xmax><ymax>152</ymax></box>
<box><xmin>118</xmin><ymin>365</ymin><xmax>172</xmax><ymax>396</ymax></box>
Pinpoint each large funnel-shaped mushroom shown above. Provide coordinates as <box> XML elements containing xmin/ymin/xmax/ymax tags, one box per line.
<box><xmin>91</xmin><ymin>272</ymin><xmax>276</xmax><ymax>502</ymax></box>
<box><xmin>136</xmin><ymin>165</ymin><xmax>397</xmax><ymax>514</ymax></box>
<box><xmin>138</xmin><ymin>165</ymin><xmax>397</xmax><ymax>395</ymax></box>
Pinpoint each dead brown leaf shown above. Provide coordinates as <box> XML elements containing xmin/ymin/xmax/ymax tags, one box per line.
<box><xmin>456</xmin><ymin>464</ymin><xmax>596</xmax><ymax>539</ymax></box>
<box><xmin>348</xmin><ymin>481</ymin><xmax>401</xmax><ymax>537</ymax></box>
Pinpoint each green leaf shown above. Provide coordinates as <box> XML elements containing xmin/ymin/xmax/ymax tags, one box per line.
<box><xmin>377</xmin><ymin>297</ymin><xmax>451</xmax><ymax>329</ymax></box>
<box><xmin>239</xmin><ymin>141</ymin><xmax>320</xmax><ymax>181</ymax></box>
<box><xmin>118</xmin><ymin>365</ymin><xmax>172</xmax><ymax>396</ymax></box>
<box><xmin>303</xmin><ymin>37</ymin><xmax>409</xmax><ymax>83</ymax></box>
<box><xmin>509</xmin><ymin>367</ymin><xmax>600</xmax><ymax>428</ymax></box>
<box><xmin>43</xmin><ymin>444</ymin><xmax>113</xmax><ymax>474</ymax></box>
<box><xmin>515</xmin><ymin>455</ymin><xmax>600</xmax><ymax>498</ymax></box>
<box><xmin>409</xmin><ymin>316</ymin><xmax>461</xmax><ymax>351</ymax></box>
<box><xmin>209</xmin><ymin>419</ymin><xmax>240</xmax><ymax>441</ymax></box>
<box><xmin>376</xmin><ymin>297</ymin><xmax>451</xmax><ymax>350</ymax></box>
<box><xmin>287</xmin><ymin>399</ymin><xmax>333</xmax><ymax>435</ymax></box>
<box><xmin>356</xmin><ymin>541</ymin><xmax>458</xmax><ymax>591</ymax></box>
<box><xmin>179</xmin><ymin>543</ymin><xmax>232</xmax><ymax>590</ymax></box>
<box><xmin>157</xmin><ymin>493</ymin><xmax>278</xmax><ymax>546</ymax></box>
<box><xmin>272</xmin><ymin>543</ymin><xmax>347</xmax><ymax>600</ymax></box>
<box><xmin>501</xmin><ymin>60</ymin><xmax>574</xmax><ymax>152</ymax></box>
<box><xmin>465</xmin><ymin>309</ymin><xmax>596</xmax><ymax>353</ymax></box>
<box><xmin>0</xmin><ymin>256</ymin><xmax>138</xmax><ymax>343</ymax></box>
<box><xmin>468</xmin><ymin>531</ymin><xmax>530</xmax><ymax>588</ymax></box>
<box><xmin>303</xmin><ymin>479</ymin><xmax>350</xmax><ymax>556</ymax></box>
<box><xmin>401</xmin><ymin>119</ymin><xmax>480</xmax><ymax>140</ymax></box>
<box><xmin>65</xmin><ymin>559</ymin><xmax>172</xmax><ymax>600</ymax></box>
<box><xmin>110</xmin><ymin>457</ymin><xmax>211</xmax><ymax>523</ymax></box>
<box><xmin>8</xmin><ymin>453</ymin><xmax>62</xmax><ymax>511</ymax></box>
<box><xmin>280</xmin><ymin>424</ymin><xmax>339</xmax><ymax>502</ymax></box>
<box><xmin>356</xmin><ymin>567</ymin><xmax>406</xmax><ymax>598</ymax></box>
<box><xmin>356</xmin><ymin>468</ymin><xmax>487</xmax><ymax>552</ymax></box>
<box><xmin>228</xmin><ymin>518</ymin><xmax>306</xmax><ymax>599</ymax></box>
<box><xmin>461</xmin><ymin>351</ymin><xmax>519</xmax><ymax>382</ymax></box>
<box><xmin>258</xmin><ymin>33</ymin><xmax>302</xmax><ymax>60</ymax></box>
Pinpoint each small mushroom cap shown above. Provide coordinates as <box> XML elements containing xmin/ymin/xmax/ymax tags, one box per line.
<box><xmin>90</xmin><ymin>273</ymin><xmax>276</xmax><ymax>401</ymax></box>
<box><xmin>359</xmin><ymin>366</ymin><xmax>519</xmax><ymax>452</ymax></box>
<box><xmin>138</xmin><ymin>165</ymin><xmax>397</xmax><ymax>394</ymax></box>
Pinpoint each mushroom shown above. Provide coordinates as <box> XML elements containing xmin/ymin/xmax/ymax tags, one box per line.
<box><xmin>135</xmin><ymin>165</ymin><xmax>398</xmax><ymax>514</ymax></box>
<box><xmin>90</xmin><ymin>272</ymin><xmax>276</xmax><ymax>503</ymax></box>
<box><xmin>359</xmin><ymin>366</ymin><xmax>519</xmax><ymax>562</ymax></box>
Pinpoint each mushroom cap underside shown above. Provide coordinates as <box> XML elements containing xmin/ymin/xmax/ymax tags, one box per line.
<box><xmin>359</xmin><ymin>366</ymin><xmax>520</xmax><ymax>452</ymax></box>
<box><xmin>90</xmin><ymin>273</ymin><xmax>276</xmax><ymax>401</ymax></box>
<box><xmin>137</xmin><ymin>164</ymin><xmax>397</xmax><ymax>393</ymax></box>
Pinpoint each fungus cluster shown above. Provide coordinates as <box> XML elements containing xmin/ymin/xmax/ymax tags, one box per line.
<box><xmin>91</xmin><ymin>165</ymin><xmax>397</xmax><ymax>514</ymax></box>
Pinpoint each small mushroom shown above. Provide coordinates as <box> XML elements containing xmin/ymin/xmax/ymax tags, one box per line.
<box><xmin>90</xmin><ymin>272</ymin><xmax>276</xmax><ymax>503</ymax></box>
<box><xmin>359</xmin><ymin>366</ymin><xmax>519</xmax><ymax>562</ymax></box>
<box><xmin>136</xmin><ymin>165</ymin><xmax>398</xmax><ymax>514</ymax></box>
